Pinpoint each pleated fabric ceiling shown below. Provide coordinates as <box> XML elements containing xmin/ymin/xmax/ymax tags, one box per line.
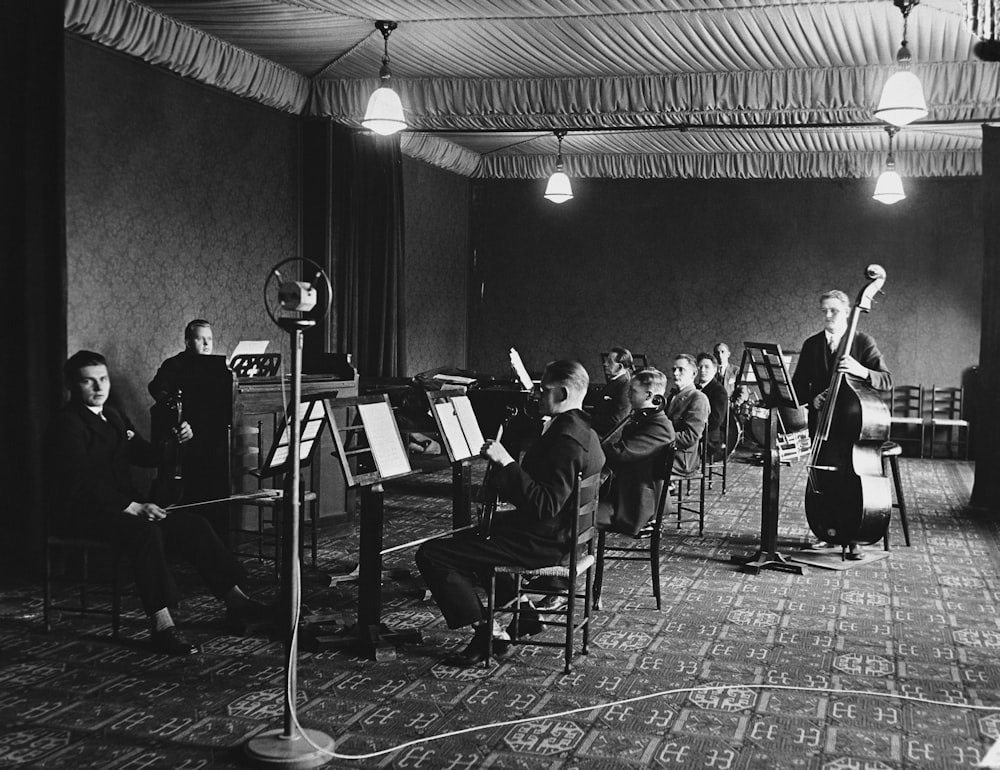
<box><xmin>65</xmin><ymin>0</ymin><xmax>999</xmax><ymax>179</ymax></box>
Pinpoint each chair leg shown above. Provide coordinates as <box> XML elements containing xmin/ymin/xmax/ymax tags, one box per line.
<box><xmin>486</xmin><ymin>570</ymin><xmax>497</xmax><ymax>668</ymax></box>
<box><xmin>889</xmin><ymin>455</ymin><xmax>911</xmax><ymax>547</ymax></box>
<box><xmin>698</xmin><ymin>476</ymin><xmax>706</xmax><ymax>536</ymax></box>
<box><xmin>651</xmin><ymin>532</ymin><xmax>662</xmax><ymax>611</ymax></box>
<box><xmin>111</xmin><ymin>551</ymin><xmax>121</xmax><ymax>639</ymax></box>
<box><xmin>564</xmin><ymin>573</ymin><xmax>576</xmax><ymax>674</ymax></box>
<box><xmin>43</xmin><ymin>542</ymin><xmax>52</xmax><ymax>633</ymax></box>
<box><xmin>582</xmin><ymin>566</ymin><xmax>592</xmax><ymax>657</ymax></box>
<box><xmin>593</xmin><ymin>531</ymin><xmax>606</xmax><ymax>610</ymax></box>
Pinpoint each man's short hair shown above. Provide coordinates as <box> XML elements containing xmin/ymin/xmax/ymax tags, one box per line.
<box><xmin>820</xmin><ymin>290</ymin><xmax>850</xmax><ymax>306</ymax></box>
<box><xmin>713</xmin><ymin>342</ymin><xmax>730</xmax><ymax>356</ymax></box>
<box><xmin>608</xmin><ymin>347</ymin><xmax>633</xmax><ymax>370</ymax></box>
<box><xmin>674</xmin><ymin>353</ymin><xmax>698</xmax><ymax>372</ymax></box>
<box><xmin>632</xmin><ymin>368</ymin><xmax>667</xmax><ymax>395</ymax></box>
<box><xmin>543</xmin><ymin>359</ymin><xmax>590</xmax><ymax>396</ymax></box>
<box><xmin>184</xmin><ymin>319</ymin><xmax>212</xmax><ymax>340</ymax></box>
<box><xmin>696</xmin><ymin>352</ymin><xmax>717</xmax><ymax>367</ymax></box>
<box><xmin>64</xmin><ymin>350</ymin><xmax>107</xmax><ymax>385</ymax></box>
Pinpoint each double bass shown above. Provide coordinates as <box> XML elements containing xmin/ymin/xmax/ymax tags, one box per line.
<box><xmin>804</xmin><ymin>265</ymin><xmax>892</xmax><ymax>548</ymax></box>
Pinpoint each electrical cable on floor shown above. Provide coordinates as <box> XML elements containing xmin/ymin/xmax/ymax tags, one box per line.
<box><xmin>279</xmin><ymin>628</ymin><xmax>1000</xmax><ymax>763</ymax></box>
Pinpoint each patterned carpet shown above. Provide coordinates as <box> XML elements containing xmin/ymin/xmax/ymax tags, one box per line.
<box><xmin>2</xmin><ymin>453</ymin><xmax>999</xmax><ymax>769</ymax></box>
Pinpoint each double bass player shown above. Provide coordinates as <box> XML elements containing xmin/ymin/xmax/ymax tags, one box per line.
<box><xmin>792</xmin><ymin>288</ymin><xmax>892</xmax><ymax>559</ymax></box>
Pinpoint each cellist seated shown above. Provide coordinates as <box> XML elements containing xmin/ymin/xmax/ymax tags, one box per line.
<box><xmin>599</xmin><ymin>369</ymin><xmax>676</xmax><ymax>536</ymax></box>
<box><xmin>44</xmin><ymin>351</ymin><xmax>271</xmax><ymax>656</ymax></box>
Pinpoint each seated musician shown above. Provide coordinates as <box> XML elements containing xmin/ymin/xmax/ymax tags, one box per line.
<box><xmin>713</xmin><ymin>342</ymin><xmax>739</xmax><ymax>396</ymax></box>
<box><xmin>415</xmin><ymin>360</ymin><xmax>605</xmax><ymax>667</ymax></box>
<box><xmin>148</xmin><ymin>319</ymin><xmax>232</xmax><ymax>543</ymax></box>
<box><xmin>791</xmin><ymin>289</ymin><xmax>892</xmax><ymax>560</ymax></box>
<box><xmin>695</xmin><ymin>353</ymin><xmax>729</xmax><ymax>462</ymax></box>
<box><xmin>45</xmin><ymin>351</ymin><xmax>269</xmax><ymax>656</ymax></box>
<box><xmin>591</xmin><ymin>346</ymin><xmax>634</xmax><ymax>436</ymax></box>
<box><xmin>599</xmin><ymin>368</ymin><xmax>675</xmax><ymax>536</ymax></box>
<box><xmin>666</xmin><ymin>354</ymin><xmax>710</xmax><ymax>476</ymax></box>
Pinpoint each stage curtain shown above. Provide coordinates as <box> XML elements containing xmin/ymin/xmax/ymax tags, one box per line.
<box><xmin>332</xmin><ymin>125</ymin><xmax>406</xmax><ymax>378</ymax></box>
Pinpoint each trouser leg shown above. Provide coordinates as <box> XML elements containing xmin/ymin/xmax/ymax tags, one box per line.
<box><xmin>159</xmin><ymin>511</ymin><xmax>245</xmax><ymax>599</ymax></box>
<box><xmin>109</xmin><ymin>514</ymin><xmax>182</xmax><ymax>615</ymax></box>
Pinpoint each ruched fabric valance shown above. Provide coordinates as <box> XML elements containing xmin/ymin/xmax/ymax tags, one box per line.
<box><xmin>65</xmin><ymin>0</ymin><xmax>309</xmax><ymax>114</ymax></box>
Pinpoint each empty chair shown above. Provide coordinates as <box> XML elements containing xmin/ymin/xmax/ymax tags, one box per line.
<box><xmin>672</xmin><ymin>435</ymin><xmax>708</xmax><ymax>535</ymax></box>
<box><xmin>43</xmin><ymin>534</ymin><xmax>122</xmax><ymax>638</ymax></box>
<box><xmin>927</xmin><ymin>385</ymin><xmax>970</xmax><ymax>459</ymax></box>
<box><xmin>885</xmin><ymin>385</ymin><xmax>925</xmax><ymax>458</ymax></box>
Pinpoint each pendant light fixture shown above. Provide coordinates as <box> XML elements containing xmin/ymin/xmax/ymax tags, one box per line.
<box><xmin>875</xmin><ymin>0</ymin><xmax>928</xmax><ymax>127</ymax></box>
<box><xmin>544</xmin><ymin>130</ymin><xmax>573</xmax><ymax>204</ymax></box>
<box><xmin>362</xmin><ymin>20</ymin><xmax>407</xmax><ymax>136</ymax></box>
<box><xmin>873</xmin><ymin>127</ymin><xmax>905</xmax><ymax>205</ymax></box>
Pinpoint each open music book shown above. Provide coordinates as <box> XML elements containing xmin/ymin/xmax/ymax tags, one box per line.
<box><xmin>430</xmin><ymin>394</ymin><xmax>487</xmax><ymax>462</ymax></box>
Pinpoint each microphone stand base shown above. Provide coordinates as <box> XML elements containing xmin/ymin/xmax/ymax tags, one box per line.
<box><xmin>244</xmin><ymin>727</ymin><xmax>335</xmax><ymax>769</ymax></box>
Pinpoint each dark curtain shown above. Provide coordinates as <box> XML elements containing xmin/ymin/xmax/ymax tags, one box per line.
<box><xmin>331</xmin><ymin>125</ymin><xmax>406</xmax><ymax>378</ymax></box>
<box><xmin>2</xmin><ymin>2</ymin><xmax>67</xmax><ymax>577</ymax></box>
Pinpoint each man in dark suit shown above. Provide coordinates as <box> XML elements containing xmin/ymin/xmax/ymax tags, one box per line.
<box><xmin>695</xmin><ymin>353</ymin><xmax>730</xmax><ymax>462</ymax></box>
<box><xmin>591</xmin><ymin>346</ymin><xmax>633</xmax><ymax>437</ymax></box>
<box><xmin>666</xmin><ymin>354</ymin><xmax>710</xmax><ymax>476</ymax></box>
<box><xmin>45</xmin><ymin>351</ymin><xmax>268</xmax><ymax>655</ymax></box>
<box><xmin>599</xmin><ymin>369</ymin><xmax>675</xmax><ymax>536</ymax></box>
<box><xmin>415</xmin><ymin>360</ymin><xmax>605</xmax><ymax>666</ymax></box>
<box><xmin>791</xmin><ymin>289</ymin><xmax>893</xmax><ymax>558</ymax></box>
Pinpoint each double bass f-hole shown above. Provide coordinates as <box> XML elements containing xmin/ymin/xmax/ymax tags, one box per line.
<box><xmin>804</xmin><ymin>264</ymin><xmax>892</xmax><ymax>548</ymax></box>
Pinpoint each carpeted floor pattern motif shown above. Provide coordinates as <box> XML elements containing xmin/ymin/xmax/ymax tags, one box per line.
<box><xmin>1</xmin><ymin>455</ymin><xmax>999</xmax><ymax>768</ymax></box>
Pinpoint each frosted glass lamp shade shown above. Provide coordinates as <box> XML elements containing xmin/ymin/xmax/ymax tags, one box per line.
<box><xmin>874</xmin><ymin>70</ymin><xmax>928</xmax><ymax>127</ymax></box>
<box><xmin>544</xmin><ymin>169</ymin><xmax>573</xmax><ymax>203</ymax></box>
<box><xmin>873</xmin><ymin>169</ymin><xmax>905</xmax><ymax>204</ymax></box>
<box><xmin>362</xmin><ymin>87</ymin><xmax>406</xmax><ymax>135</ymax></box>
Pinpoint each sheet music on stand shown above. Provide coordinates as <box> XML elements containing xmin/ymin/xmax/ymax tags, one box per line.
<box><xmin>253</xmin><ymin>395</ymin><xmax>328</xmax><ymax>478</ymax></box>
<box><xmin>509</xmin><ymin>347</ymin><xmax>534</xmax><ymax>392</ymax></box>
<box><xmin>323</xmin><ymin>394</ymin><xmax>413</xmax><ymax>487</ymax></box>
<box><xmin>428</xmin><ymin>392</ymin><xmax>486</xmax><ymax>463</ymax></box>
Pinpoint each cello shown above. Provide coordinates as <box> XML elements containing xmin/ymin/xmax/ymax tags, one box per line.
<box><xmin>804</xmin><ymin>265</ymin><xmax>892</xmax><ymax>549</ymax></box>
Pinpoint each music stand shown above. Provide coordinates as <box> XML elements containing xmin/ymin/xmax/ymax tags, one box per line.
<box><xmin>426</xmin><ymin>392</ymin><xmax>487</xmax><ymax>535</ymax></box>
<box><xmin>230</xmin><ymin>353</ymin><xmax>282</xmax><ymax>378</ymax></box>
<box><xmin>731</xmin><ymin>342</ymin><xmax>804</xmax><ymax>575</ymax></box>
<box><xmin>313</xmin><ymin>394</ymin><xmax>422</xmax><ymax>660</ymax></box>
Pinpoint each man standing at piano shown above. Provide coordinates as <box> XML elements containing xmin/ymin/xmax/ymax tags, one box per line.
<box><xmin>591</xmin><ymin>346</ymin><xmax>634</xmax><ymax>437</ymax></box>
<box><xmin>791</xmin><ymin>289</ymin><xmax>892</xmax><ymax>558</ymax></box>
<box><xmin>46</xmin><ymin>351</ymin><xmax>270</xmax><ymax>655</ymax></box>
<box><xmin>415</xmin><ymin>360</ymin><xmax>605</xmax><ymax>667</ymax></box>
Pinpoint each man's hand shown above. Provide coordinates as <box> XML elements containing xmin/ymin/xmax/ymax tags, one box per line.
<box><xmin>482</xmin><ymin>439</ymin><xmax>514</xmax><ymax>466</ymax></box>
<box><xmin>175</xmin><ymin>421</ymin><xmax>193</xmax><ymax>443</ymax></box>
<box><xmin>838</xmin><ymin>354</ymin><xmax>870</xmax><ymax>380</ymax></box>
<box><xmin>811</xmin><ymin>389</ymin><xmax>829</xmax><ymax>411</ymax></box>
<box><xmin>125</xmin><ymin>501</ymin><xmax>168</xmax><ymax>521</ymax></box>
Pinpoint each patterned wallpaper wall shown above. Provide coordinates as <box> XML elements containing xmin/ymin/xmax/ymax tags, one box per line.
<box><xmin>402</xmin><ymin>157</ymin><xmax>470</xmax><ymax>374</ymax></box>
<box><xmin>64</xmin><ymin>38</ymin><xmax>299</xmax><ymax>432</ymax></box>
<box><xmin>469</xmin><ymin>177</ymin><xmax>982</xmax><ymax>390</ymax></box>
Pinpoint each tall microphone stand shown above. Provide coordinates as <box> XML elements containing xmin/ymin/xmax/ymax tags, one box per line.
<box><xmin>245</xmin><ymin>313</ymin><xmax>333</xmax><ymax>767</ymax></box>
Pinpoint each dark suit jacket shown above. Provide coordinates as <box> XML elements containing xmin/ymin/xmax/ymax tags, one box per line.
<box><xmin>601</xmin><ymin>409</ymin><xmax>675</xmax><ymax>535</ymax></box>
<box><xmin>591</xmin><ymin>374</ymin><xmax>631</xmax><ymax>437</ymax></box>
<box><xmin>493</xmin><ymin>409</ymin><xmax>605</xmax><ymax>559</ymax></box>
<box><xmin>698</xmin><ymin>378</ymin><xmax>729</xmax><ymax>460</ymax></box>
<box><xmin>666</xmin><ymin>385</ymin><xmax>710</xmax><ymax>476</ymax></box>
<box><xmin>44</xmin><ymin>403</ymin><xmax>160</xmax><ymax>535</ymax></box>
<box><xmin>791</xmin><ymin>330</ymin><xmax>892</xmax><ymax>434</ymax></box>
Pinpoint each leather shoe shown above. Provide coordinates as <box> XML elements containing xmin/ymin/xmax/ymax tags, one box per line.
<box><xmin>809</xmin><ymin>540</ymin><xmax>835</xmax><ymax>550</ymax></box>
<box><xmin>506</xmin><ymin>604</ymin><xmax>543</xmax><ymax>639</ymax></box>
<box><xmin>149</xmin><ymin>627</ymin><xmax>199</xmax><ymax>656</ymax></box>
<box><xmin>445</xmin><ymin>626</ymin><xmax>509</xmax><ymax>668</ymax></box>
<box><xmin>845</xmin><ymin>546</ymin><xmax>865</xmax><ymax>561</ymax></box>
<box><xmin>226</xmin><ymin>599</ymin><xmax>274</xmax><ymax>633</ymax></box>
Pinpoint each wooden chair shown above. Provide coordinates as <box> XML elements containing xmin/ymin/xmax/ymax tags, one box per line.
<box><xmin>884</xmin><ymin>385</ymin><xmax>925</xmax><ymax>458</ymax></box>
<box><xmin>672</xmin><ymin>435</ymin><xmax>708</xmax><ymax>535</ymax></box>
<box><xmin>43</xmin><ymin>534</ymin><xmax>122</xmax><ymax>638</ymax></box>
<box><xmin>927</xmin><ymin>385</ymin><xmax>970</xmax><ymax>459</ymax></box>
<box><xmin>593</xmin><ymin>446</ymin><xmax>675</xmax><ymax>611</ymax></box>
<box><xmin>486</xmin><ymin>472</ymin><xmax>602</xmax><ymax>674</ymax></box>
<box><xmin>704</xmin><ymin>399</ymin><xmax>729</xmax><ymax>493</ymax></box>
<box><xmin>880</xmin><ymin>441</ymin><xmax>911</xmax><ymax>550</ymax></box>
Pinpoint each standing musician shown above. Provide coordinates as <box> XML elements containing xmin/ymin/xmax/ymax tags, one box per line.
<box><xmin>599</xmin><ymin>369</ymin><xmax>675</xmax><ymax>536</ymax></box>
<box><xmin>45</xmin><ymin>351</ymin><xmax>269</xmax><ymax>656</ymax></box>
<box><xmin>591</xmin><ymin>346</ymin><xmax>634</xmax><ymax>436</ymax></box>
<box><xmin>791</xmin><ymin>289</ymin><xmax>892</xmax><ymax>558</ymax></box>
<box><xmin>695</xmin><ymin>353</ymin><xmax>730</xmax><ymax>462</ymax></box>
<box><xmin>415</xmin><ymin>360</ymin><xmax>605</xmax><ymax>667</ymax></box>
<box><xmin>666</xmin><ymin>354</ymin><xmax>710</xmax><ymax>476</ymax></box>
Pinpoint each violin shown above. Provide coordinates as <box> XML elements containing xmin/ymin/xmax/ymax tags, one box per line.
<box><xmin>152</xmin><ymin>389</ymin><xmax>185</xmax><ymax>506</ymax></box>
<box><xmin>804</xmin><ymin>265</ymin><xmax>892</xmax><ymax>547</ymax></box>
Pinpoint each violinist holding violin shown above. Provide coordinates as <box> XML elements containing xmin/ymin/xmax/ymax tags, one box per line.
<box><xmin>791</xmin><ymin>288</ymin><xmax>892</xmax><ymax>559</ymax></box>
<box><xmin>45</xmin><ymin>351</ymin><xmax>269</xmax><ymax>656</ymax></box>
<box><xmin>598</xmin><ymin>368</ymin><xmax>675</xmax><ymax>536</ymax></box>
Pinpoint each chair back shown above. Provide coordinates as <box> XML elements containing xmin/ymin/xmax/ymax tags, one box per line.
<box><xmin>930</xmin><ymin>385</ymin><xmax>964</xmax><ymax>421</ymax></box>
<box><xmin>651</xmin><ymin>445</ymin><xmax>677</xmax><ymax>530</ymax></box>
<box><xmin>889</xmin><ymin>385</ymin><xmax>924</xmax><ymax>418</ymax></box>
<box><xmin>572</xmin><ymin>472</ymin><xmax>603</xmax><ymax>550</ymax></box>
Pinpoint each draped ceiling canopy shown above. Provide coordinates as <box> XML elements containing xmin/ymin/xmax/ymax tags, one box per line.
<box><xmin>66</xmin><ymin>0</ymin><xmax>1000</xmax><ymax>180</ymax></box>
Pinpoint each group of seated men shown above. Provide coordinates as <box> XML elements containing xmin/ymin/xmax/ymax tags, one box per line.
<box><xmin>45</xmin><ymin>326</ymin><xmax>733</xmax><ymax>664</ymax></box>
